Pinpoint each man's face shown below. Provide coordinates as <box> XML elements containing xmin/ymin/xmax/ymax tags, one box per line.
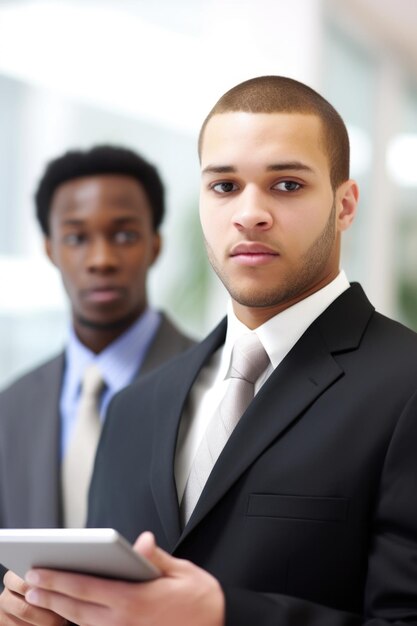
<box><xmin>45</xmin><ymin>174</ymin><xmax>161</xmax><ymax>338</ymax></box>
<box><xmin>199</xmin><ymin>112</ymin><xmax>357</xmax><ymax>327</ymax></box>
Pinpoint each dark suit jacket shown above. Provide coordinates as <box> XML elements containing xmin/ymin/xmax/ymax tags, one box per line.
<box><xmin>0</xmin><ymin>313</ymin><xmax>194</xmax><ymax>529</ymax></box>
<box><xmin>88</xmin><ymin>285</ymin><xmax>417</xmax><ymax>625</ymax></box>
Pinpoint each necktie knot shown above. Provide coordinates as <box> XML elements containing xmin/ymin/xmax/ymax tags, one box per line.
<box><xmin>81</xmin><ymin>364</ymin><xmax>105</xmax><ymax>399</ymax></box>
<box><xmin>229</xmin><ymin>333</ymin><xmax>270</xmax><ymax>385</ymax></box>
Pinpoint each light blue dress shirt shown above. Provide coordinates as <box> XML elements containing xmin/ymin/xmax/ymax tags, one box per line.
<box><xmin>59</xmin><ymin>308</ymin><xmax>161</xmax><ymax>458</ymax></box>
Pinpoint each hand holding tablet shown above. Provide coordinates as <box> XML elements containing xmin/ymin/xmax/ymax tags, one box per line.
<box><xmin>0</xmin><ymin>528</ymin><xmax>160</xmax><ymax>581</ymax></box>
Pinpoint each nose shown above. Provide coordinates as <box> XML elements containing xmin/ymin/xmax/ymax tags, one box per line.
<box><xmin>232</xmin><ymin>187</ymin><xmax>273</xmax><ymax>231</ymax></box>
<box><xmin>86</xmin><ymin>237</ymin><xmax>119</xmax><ymax>273</ymax></box>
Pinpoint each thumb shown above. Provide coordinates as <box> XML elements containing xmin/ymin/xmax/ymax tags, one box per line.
<box><xmin>133</xmin><ymin>531</ymin><xmax>180</xmax><ymax>576</ymax></box>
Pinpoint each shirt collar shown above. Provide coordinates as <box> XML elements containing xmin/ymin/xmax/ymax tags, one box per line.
<box><xmin>220</xmin><ymin>271</ymin><xmax>350</xmax><ymax>378</ymax></box>
<box><xmin>64</xmin><ymin>308</ymin><xmax>161</xmax><ymax>400</ymax></box>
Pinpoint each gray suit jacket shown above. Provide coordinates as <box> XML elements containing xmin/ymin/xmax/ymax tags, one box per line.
<box><xmin>0</xmin><ymin>313</ymin><xmax>194</xmax><ymax>529</ymax></box>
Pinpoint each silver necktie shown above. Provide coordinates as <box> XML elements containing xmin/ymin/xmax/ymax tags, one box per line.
<box><xmin>62</xmin><ymin>364</ymin><xmax>104</xmax><ymax>528</ymax></box>
<box><xmin>181</xmin><ymin>333</ymin><xmax>269</xmax><ymax>525</ymax></box>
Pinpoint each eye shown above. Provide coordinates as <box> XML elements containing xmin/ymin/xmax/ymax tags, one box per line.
<box><xmin>113</xmin><ymin>230</ymin><xmax>140</xmax><ymax>244</ymax></box>
<box><xmin>273</xmin><ymin>181</ymin><xmax>302</xmax><ymax>192</ymax></box>
<box><xmin>62</xmin><ymin>233</ymin><xmax>84</xmax><ymax>246</ymax></box>
<box><xmin>211</xmin><ymin>181</ymin><xmax>239</xmax><ymax>194</ymax></box>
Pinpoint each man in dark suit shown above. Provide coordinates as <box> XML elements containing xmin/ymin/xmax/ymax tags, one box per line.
<box><xmin>2</xmin><ymin>77</ymin><xmax>417</xmax><ymax>626</ymax></box>
<box><xmin>0</xmin><ymin>145</ymin><xmax>194</xmax><ymax>531</ymax></box>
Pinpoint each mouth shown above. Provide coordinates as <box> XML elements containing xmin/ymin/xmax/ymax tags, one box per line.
<box><xmin>81</xmin><ymin>286</ymin><xmax>127</xmax><ymax>304</ymax></box>
<box><xmin>229</xmin><ymin>242</ymin><xmax>279</xmax><ymax>266</ymax></box>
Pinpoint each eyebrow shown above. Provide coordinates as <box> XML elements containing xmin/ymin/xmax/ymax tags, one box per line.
<box><xmin>202</xmin><ymin>161</ymin><xmax>315</xmax><ymax>175</ymax></box>
<box><xmin>202</xmin><ymin>165</ymin><xmax>237</xmax><ymax>175</ymax></box>
<box><xmin>60</xmin><ymin>215</ymin><xmax>142</xmax><ymax>227</ymax></box>
<box><xmin>266</xmin><ymin>162</ymin><xmax>314</xmax><ymax>174</ymax></box>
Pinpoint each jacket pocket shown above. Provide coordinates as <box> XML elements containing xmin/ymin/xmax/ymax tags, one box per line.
<box><xmin>246</xmin><ymin>494</ymin><xmax>348</xmax><ymax>522</ymax></box>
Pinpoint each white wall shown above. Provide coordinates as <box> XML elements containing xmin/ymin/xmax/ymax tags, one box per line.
<box><xmin>0</xmin><ymin>0</ymin><xmax>416</xmax><ymax>388</ymax></box>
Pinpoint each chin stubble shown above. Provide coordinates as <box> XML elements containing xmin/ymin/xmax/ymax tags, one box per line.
<box><xmin>205</xmin><ymin>201</ymin><xmax>337</xmax><ymax>308</ymax></box>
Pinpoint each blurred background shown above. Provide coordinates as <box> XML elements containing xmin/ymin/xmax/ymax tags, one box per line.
<box><xmin>0</xmin><ymin>0</ymin><xmax>416</xmax><ymax>389</ymax></box>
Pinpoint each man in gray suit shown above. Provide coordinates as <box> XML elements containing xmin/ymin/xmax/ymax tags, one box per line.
<box><xmin>0</xmin><ymin>145</ymin><xmax>194</xmax><ymax>533</ymax></box>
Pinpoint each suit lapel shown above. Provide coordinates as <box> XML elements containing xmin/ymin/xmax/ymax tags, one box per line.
<box><xmin>139</xmin><ymin>314</ymin><xmax>193</xmax><ymax>376</ymax></box>
<box><xmin>180</xmin><ymin>326</ymin><xmax>343</xmax><ymax>538</ymax></box>
<box><xmin>179</xmin><ymin>284</ymin><xmax>375</xmax><ymax>541</ymax></box>
<box><xmin>28</xmin><ymin>354</ymin><xmax>64</xmax><ymax>526</ymax></box>
<box><xmin>150</xmin><ymin>321</ymin><xmax>227</xmax><ymax>547</ymax></box>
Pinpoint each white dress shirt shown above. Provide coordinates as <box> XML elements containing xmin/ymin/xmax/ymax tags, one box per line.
<box><xmin>174</xmin><ymin>271</ymin><xmax>350</xmax><ymax>501</ymax></box>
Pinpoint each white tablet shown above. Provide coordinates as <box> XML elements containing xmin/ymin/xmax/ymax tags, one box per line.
<box><xmin>0</xmin><ymin>528</ymin><xmax>160</xmax><ymax>581</ymax></box>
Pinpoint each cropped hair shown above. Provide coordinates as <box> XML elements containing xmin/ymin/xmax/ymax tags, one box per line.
<box><xmin>35</xmin><ymin>145</ymin><xmax>165</xmax><ymax>235</ymax></box>
<box><xmin>198</xmin><ymin>75</ymin><xmax>350</xmax><ymax>190</ymax></box>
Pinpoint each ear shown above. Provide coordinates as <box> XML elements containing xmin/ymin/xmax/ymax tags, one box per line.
<box><xmin>335</xmin><ymin>179</ymin><xmax>359</xmax><ymax>233</ymax></box>
<box><xmin>44</xmin><ymin>237</ymin><xmax>57</xmax><ymax>267</ymax></box>
<box><xmin>150</xmin><ymin>232</ymin><xmax>162</xmax><ymax>266</ymax></box>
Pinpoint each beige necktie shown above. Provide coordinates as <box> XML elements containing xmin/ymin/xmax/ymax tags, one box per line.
<box><xmin>62</xmin><ymin>364</ymin><xmax>105</xmax><ymax>528</ymax></box>
<box><xmin>181</xmin><ymin>333</ymin><xmax>270</xmax><ymax>525</ymax></box>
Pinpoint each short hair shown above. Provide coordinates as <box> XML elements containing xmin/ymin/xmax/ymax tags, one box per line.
<box><xmin>198</xmin><ymin>75</ymin><xmax>350</xmax><ymax>190</ymax></box>
<box><xmin>35</xmin><ymin>145</ymin><xmax>165</xmax><ymax>235</ymax></box>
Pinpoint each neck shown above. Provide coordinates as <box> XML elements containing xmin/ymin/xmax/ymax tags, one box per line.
<box><xmin>73</xmin><ymin>314</ymin><xmax>141</xmax><ymax>354</ymax></box>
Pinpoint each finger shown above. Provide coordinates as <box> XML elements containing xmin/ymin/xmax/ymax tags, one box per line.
<box><xmin>133</xmin><ymin>531</ymin><xmax>172</xmax><ymax>573</ymax></box>
<box><xmin>25</xmin><ymin>587</ymin><xmax>109</xmax><ymax>626</ymax></box>
<box><xmin>132</xmin><ymin>530</ymin><xmax>158</xmax><ymax>562</ymax></box>
<box><xmin>0</xmin><ymin>587</ymin><xmax>63</xmax><ymax>626</ymax></box>
<box><xmin>3</xmin><ymin>570</ymin><xmax>29</xmax><ymax>596</ymax></box>
<box><xmin>0</xmin><ymin>608</ymin><xmax>32</xmax><ymax>626</ymax></box>
<box><xmin>133</xmin><ymin>532</ymin><xmax>192</xmax><ymax>578</ymax></box>
<box><xmin>25</xmin><ymin>568</ymin><xmax>132</xmax><ymax>607</ymax></box>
